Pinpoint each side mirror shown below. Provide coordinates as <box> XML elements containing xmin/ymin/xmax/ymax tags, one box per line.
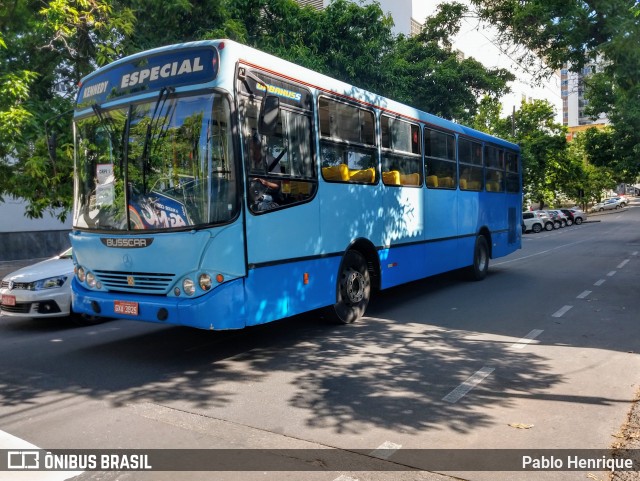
<box><xmin>258</xmin><ymin>95</ymin><xmax>280</xmax><ymax>136</ymax></box>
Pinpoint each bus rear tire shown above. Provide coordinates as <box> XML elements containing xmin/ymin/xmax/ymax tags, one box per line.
<box><xmin>327</xmin><ymin>250</ymin><xmax>371</xmax><ymax>324</ymax></box>
<box><xmin>467</xmin><ymin>235</ymin><xmax>489</xmax><ymax>281</ymax></box>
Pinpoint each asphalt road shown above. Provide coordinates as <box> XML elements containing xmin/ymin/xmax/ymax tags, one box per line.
<box><xmin>0</xmin><ymin>203</ymin><xmax>639</xmax><ymax>481</ymax></box>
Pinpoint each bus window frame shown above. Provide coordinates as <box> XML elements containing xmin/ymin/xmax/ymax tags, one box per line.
<box><xmin>380</xmin><ymin>114</ymin><xmax>423</xmax><ymax>188</ymax></box>
<box><xmin>318</xmin><ymin>95</ymin><xmax>379</xmax><ymax>185</ymax></box>
<box><xmin>73</xmin><ymin>88</ymin><xmax>243</xmax><ymax>233</ymax></box>
<box><xmin>457</xmin><ymin>135</ymin><xmax>484</xmax><ymax>192</ymax></box>
<box><xmin>424</xmin><ymin>126</ymin><xmax>457</xmax><ymax>190</ymax></box>
<box><xmin>236</xmin><ymin>68</ymin><xmax>318</xmax><ymax>215</ymax></box>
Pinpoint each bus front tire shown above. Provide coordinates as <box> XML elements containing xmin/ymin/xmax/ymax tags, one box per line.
<box><xmin>467</xmin><ymin>235</ymin><xmax>489</xmax><ymax>281</ymax></box>
<box><xmin>327</xmin><ymin>250</ymin><xmax>371</xmax><ymax>324</ymax></box>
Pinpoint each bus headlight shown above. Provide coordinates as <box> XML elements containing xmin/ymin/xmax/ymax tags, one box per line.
<box><xmin>86</xmin><ymin>272</ymin><xmax>97</xmax><ymax>288</ymax></box>
<box><xmin>199</xmin><ymin>274</ymin><xmax>212</xmax><ymax>291</ymax></box>
<box><xmin>183</xmin><ymin>278</ymin><xmax>195</xmax><ymax>296</ymax></box>
<box><xmin>77</xmin><ymin>267</ymin><xmax>86</xmax><ymax>282</ymax></box>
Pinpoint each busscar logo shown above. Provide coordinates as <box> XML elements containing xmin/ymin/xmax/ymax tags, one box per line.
<box><xmin>100</xmin><ymin>238</ymin><xmax>154</xmax><ymax>249</ymax></box>
<box><xmin>8</xmin><ymin>450</ymin><xmax>40</xmax><ymax>469</ymax></box>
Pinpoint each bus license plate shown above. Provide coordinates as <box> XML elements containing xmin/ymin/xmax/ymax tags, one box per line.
<box><xmin>114</xmin><ymin>300</ymin><xmax>138</xmax><ymax>316</ymax></box>
<box><xmin>1</xmin><ymin>295</ymin><xmax>16</xmax><ymax>307</ymax></box>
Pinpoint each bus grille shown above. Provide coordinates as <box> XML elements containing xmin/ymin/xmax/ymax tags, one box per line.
<box><xmin>94</xmin><ymin>270</ymin><xmax>175</xmax><ymax>294</ymax></box>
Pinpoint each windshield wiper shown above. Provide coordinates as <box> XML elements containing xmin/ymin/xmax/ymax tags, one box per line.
<box><xmin>141</xmin><ymin>87</ymin><xmax>175</xmax><ymax>193</ymax></box>
<box><xmin>92</xmin><ymin>103</ymin><xmax>123</xmax><ymax>171</ymax></box>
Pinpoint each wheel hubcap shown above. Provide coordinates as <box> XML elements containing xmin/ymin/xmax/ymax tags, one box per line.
<box><xmin>344</xmin><ymin>270</ymin><xmax>365</xmax><ymax>304</ymax></box>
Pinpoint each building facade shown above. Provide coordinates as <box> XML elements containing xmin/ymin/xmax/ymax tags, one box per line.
<box><xmin>561</xmin><ymin>61</ymin><xmax>609</xmax><ymax>127</ymax></box>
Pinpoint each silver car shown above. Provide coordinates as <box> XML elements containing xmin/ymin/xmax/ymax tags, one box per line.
<box><xmin>1</xmin><ymin>248</ymin><xmax>74</xmax><ymax>319</ymax></box>
<box><xmin>590</xmin><ymin>199</ymin><xmax>621</xmax><ymax>212</ymax></box>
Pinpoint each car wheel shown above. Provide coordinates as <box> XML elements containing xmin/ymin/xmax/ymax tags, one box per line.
<box><xmin>326</xmin><ymin>250</ymin><xmax>371</xmax><ymax>324</ymax></box>
<box><xmin>616</xmin><ymin>204</ymin><xmax>621</xmax><ymax>209</ymax></box>
<box><xmin>553</xmin><ymin>221</ymin><xmax>561</xmax><ymax>229</ymax></box>
<box><xmin>575</xmin><ymin>217</ymin><xmax>583</xmax><ymax>225</ymax></box>
<box><xmin>560</xmin><ymin>220</ymin><xmax>566</xmax><ymax>227</ymax></box>
<box><xmin>599</xmin><ymin>208</ymin><xmax>604</xmax><ymax>212</ymax></box>
<box><xmin>566</xmin><ymin>219</ymin><xmax>573</xmax><ymax>226</ymax></box>
<box><xmin>545</xmin><ymin>222</ymin><xmax>554</xmax><ymax>231</ymax></box>
<box><xmin>532</xmin><ymin>223</ymin><xmax>542</xmax><ymax>233</ymax></box>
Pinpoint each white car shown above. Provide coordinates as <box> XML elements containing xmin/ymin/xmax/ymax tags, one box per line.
<box><xmin>1</xmin><ymin>248</ymin><xmax>74</xmax><ymax>319</ymax></box>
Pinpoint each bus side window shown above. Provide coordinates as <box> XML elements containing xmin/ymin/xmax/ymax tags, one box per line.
<box><xmin>240</xmin><ymin>79</ymin><xmax>317</xmax><ymax>214</ymax></box>
<box><xmin>381</xmin><ymin>116</ymin><xmax>422</xmax><ymax>187</ymax></box>
<box><xmin>425</xmin><ymin>128</ymin><xmax>456</xmax><ymax>189</ymax></box>
<box><xmin>458</xmin><ymin>137</ymin><xmax>483</xmax><ymax>191</ymax></box>
<box><xmin>319</xmin><ymin>97</ymin><xmax>377</xmax><ymax>184</ymax></box>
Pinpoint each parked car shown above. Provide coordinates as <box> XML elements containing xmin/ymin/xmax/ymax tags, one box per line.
<box><xmin>522</xmin><ymin>212</ymin><xmax>545</xmax><ymax>233</ymax></box>
<box><xmin>525</xmin><ymin>211</ymin><xmax>555</xmax><ymax>232</ymax></box>
<box><xmin>560</xmin><ymin>208</ymin><xmax>587</xmax><ymax>225</ymax></box>
<box><xmin>545</xmin><ymin>209</ymin><xmax>570</xmax><ymax>227</ymax></box>
<box><xmin>611</xmin><ymin>196</ymin><xmax>629</xmax><ymax>207</ymax></box>
<box><xmin>0</xmin><ymin>248</ymin><xmax>103</xmax><ymax>324</ymax></box>
<box><xmin>590</xmin><ymin>198</ymin><xmax>621</xmax><ymax>212</ymax></box>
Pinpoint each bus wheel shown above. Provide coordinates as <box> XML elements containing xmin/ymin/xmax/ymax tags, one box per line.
<box><xmin>329</xmin><ymin>250</ymin><xmax>371</xmax><ymax>324</ymax></box>
<box><xmin>467</xmin><ymin>235</ymin><xmax>489</xmax><ymax>281</ymax></box>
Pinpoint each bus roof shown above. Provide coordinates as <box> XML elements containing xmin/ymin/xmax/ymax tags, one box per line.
<box><xmin>78</xmin><ymin>39</ymin><xmax>519</xmax><ymax>152</ymax></box>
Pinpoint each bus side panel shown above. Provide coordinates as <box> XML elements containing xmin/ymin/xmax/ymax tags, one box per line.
<box><xmin>379</xmin><ymin>185</ymin><xmax>426</xmax><ymax>289</ymax></box>
<box><xmin>319</xmin><ymin>182</ymin><xmax>383</xmax><ymax>255</ymax></box>
<box><xmin>424</xmin><ymin>188</ymin><xmax>466</xmax><ymax>270</ymax></box>
<box><xmin>246</xmin><ymin>201</ymin><xmax>321</xmax><ymax>265</ymax></box>
<box><xmin>243</xmin><ymin>256</ymin><xmax>339</xmax><ymax>326</ymax></box>
<box><xmin>457</xmin><ymin>190</ymin><xmax>481</xmax><ymax>267</ymax></box>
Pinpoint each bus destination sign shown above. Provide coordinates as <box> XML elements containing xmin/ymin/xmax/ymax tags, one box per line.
<box><xmin>77</xmin><ymin>46</ymin><xmax>219</xmax><ymax>109</ymax></box>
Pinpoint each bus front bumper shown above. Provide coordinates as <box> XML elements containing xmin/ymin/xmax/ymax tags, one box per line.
<box><xmin>71</xmin><ymin>278</ymin><xmax>247</xmax><ymax>330</ymax></box>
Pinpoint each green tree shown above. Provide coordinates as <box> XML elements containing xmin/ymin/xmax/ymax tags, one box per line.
<box><xmin>0</xmin><ymin>0</ymin><xmax>134</xmax><ymax>220</ymax></box>
<box><xmin>470</xmin><ymin>0</ymin><xmax>640</xmax><ymax>180</ymax></box>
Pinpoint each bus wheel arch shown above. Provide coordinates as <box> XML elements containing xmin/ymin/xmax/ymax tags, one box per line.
<box><xmin>326</xmin><ymin>239</ymin><xmax>378</xmax><ymax>324</ymax></box>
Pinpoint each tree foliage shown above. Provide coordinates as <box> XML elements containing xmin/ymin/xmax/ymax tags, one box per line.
<box><xmin>470</xmin><ymin>0</ymin><xmax>640</xmax><ymax>181</ymax></box>
<box><xmin>1</xmin><ymin>0</ymin><xmax>517</xmax><ymax>220</ymax></box>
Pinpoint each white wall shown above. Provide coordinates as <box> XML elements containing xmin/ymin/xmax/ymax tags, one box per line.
<box><xmin>0</xmin><ymin>197</ymin><xmax>71</xmax><ymax>233</ymax></box>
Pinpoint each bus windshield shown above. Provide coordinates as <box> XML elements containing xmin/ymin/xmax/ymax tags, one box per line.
<box><xmin>73</xmin><ymin>92</ymin><xmax>236</xmax><ymax>231</ymax></box>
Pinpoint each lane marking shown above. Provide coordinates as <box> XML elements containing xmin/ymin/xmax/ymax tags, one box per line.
<box><xmin>632</xmin><ymin>251</ymin><xmax>639</xmax><ymax>256</ymax></box>
<box><xmin>0</xmin><ymin>430</ymin><xmax>83</xmax><ymax>480</ymax></box>
<box><xmin>333</xmin><ymin>476</ymin><xmax>359</xmax><ymax>481</ymax></box>
<box><xmin>443</xmin><ymin>366</ymin><xmax>494</xmax><ymax>403</ymax></box>
<box><xmin>577</xmin><ymin>290</ymin><xmax>592</xmax><ymax>299</ymax></box>
<box><xmin>607</xmin><ymin>271</ymin><xmax>617</xmax><ymax>277</ymax></box>
<box><xmin>618</xmin><ymin>259</ymin><xmax>630</xmax><ymax>269</ymax></box>
<box><xmin>493</xmin><ymin>238</ymin><xmax>590</xmax><ymax>266</ymax></box>
<box><xmin>552</xmin><ymin>305</ymin><xmax>573</xmax><ymax>318</ymax></box>
<box><xmin>370</xmin><ymin>441</ymin><xmax>402</xmax><ymax>460</ymax></box>
<box><xmin>511</xmin><ymin>329</ymin><xmax>544</xmax><ymax>349</ymax></box>
<box><xmin>594</xmin><ymin>279</ymin><xmax>606</xmax><ymax>286</ymax></box>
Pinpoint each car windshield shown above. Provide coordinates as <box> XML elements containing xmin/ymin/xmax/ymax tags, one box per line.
<box><xmin>73</xmin><ymin>92</ymin><xmax>236</xmax><ymax>231</ymax></box>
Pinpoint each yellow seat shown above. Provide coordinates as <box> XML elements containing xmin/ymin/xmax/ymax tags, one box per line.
<box><xmin>400</xmin><ymin>173</ymin><xmax>420</xmax><ymax>186</ymax></box>
<box><xmin>459</xmin><ymin>179</ymin><xmax>467</xmax><ymax>189</ymax></box>
<box><xmin>382</xmin><ymin>170</ymin><xmax>401</xmax><ymax>186</ymax></box>
<box><xmin>349</xmin><ymin>168</ymin><xmax>375</xmax><ymax>183</ymax></box>
<box><xmin>486</xmin><ymin>181</ymin><xmax>499</xmax><ymax>192</ymax></box>
<box><xmin>439</xmin><ymin>176</ymin><xmax>454</xmax><ymax>188</ymax></box>
<box><xmin>322</xmin><ymin>164</ymin><xmax>349</xmax><ymax>181</ymax></box>
<box><xmin>426</xmin><ymin>175</ymin><xmax>438</xmax><ymax>187</ymax></box>
<box><xmin>467</xmin><ymin>180</ymin><xmax>481</xmax><ymax>190</ymax></box>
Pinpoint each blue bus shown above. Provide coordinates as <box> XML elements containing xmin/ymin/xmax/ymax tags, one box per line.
<box><xmin>70</xmin><ymin>39</ymin><xmax>521</xmax><ymax>329</ymax></box>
